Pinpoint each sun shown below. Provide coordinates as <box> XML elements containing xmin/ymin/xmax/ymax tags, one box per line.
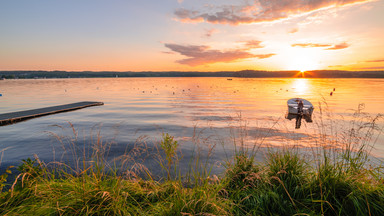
<box><xmin>283</xmin><ymin>48</ymin><xmax>322</xmax><ymax>72</ymax></box>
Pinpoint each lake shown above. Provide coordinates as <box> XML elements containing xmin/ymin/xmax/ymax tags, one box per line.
<box><xmin>1</xmin><ymin>78</ymin><xmax>383</xmax><ymax>175</ymax></box>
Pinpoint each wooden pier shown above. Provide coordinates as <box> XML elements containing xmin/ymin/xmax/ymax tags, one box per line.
<box><xmin>0</xmin><ymin>101</ymin><xmax>104</xmax><ymax>126</ymax></box>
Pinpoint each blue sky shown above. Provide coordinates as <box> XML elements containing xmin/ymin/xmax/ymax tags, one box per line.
<box><xmin>1</xmin><ymin>0</ymin><xmax>383</xmax><ymax>71</ymax></box>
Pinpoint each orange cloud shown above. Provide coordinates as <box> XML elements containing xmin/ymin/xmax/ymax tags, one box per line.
<box><xmin>164</xmin><ymin>43</ymin><xmax>275</xmax><ymax>66</ymax></box>
<box><xmin>292</xmin><ymin>43</ymin><xmax>331</xmax><ymax>48</ymax></box>
<box><xmin>328</xmin><ymin>65</ymin><xmax>344</xmax><ymax>68</ymax></box>
<box><xmin>292</xmin><ymin>42</ymin><xmax>350</xmax><ymax>50</ymax></box>
<box><xmin>365</xmin><ymin>59</ymin><xmax>384</xmax><ymax>63</ymax></box>
<box><xmin>325</xmin><ymin>42</ymin><xmax>350</xmax><ymax>50</ymax></box>
<box><xmin>174</xmin><ymin>0</ymin><xmax>371</xmax><ymax>25</ymax></box>
<box><xmin>288</xmin><ymin>28</ymin><xmax>299</xmax><ymax>34</ymax></box>
<box><xmin>242</xmin><ymin>40</ymin><xmax>264</xmax><ymax>49</ymax></box>
<box><xmin>253</xmin><ymin>54</ymin><xmax>275</xmax><ymax>59</ymax></box>
<box><xmin>359</xmin><ymin>66</ymin><xmax>384</xmax><ymax>70</ymax></box>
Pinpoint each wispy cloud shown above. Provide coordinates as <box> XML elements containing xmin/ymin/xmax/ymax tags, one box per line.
<box><xmin>288</xmin><ymin>28</ymin><xmax>299</xmax><ymax>34</ymax></box>
<box><xmin>365</xmin><ymin>59</ymin><xmax>384</xmax><ymax>63</ymax></box>
<box><xmin>162</xmin><ymin>51</ymin><xmax>175</xmax><ymax>54</ymax></box>
<box><xmin>292</xmin><ymin>43</ymin><xmax>331</xmax><ymax>48</ymax></box>
<box><xmin>241</xmin><ymin>40</ymin><xmax>264</xmax><ymax>49</ymax></box>
<box><xmin>253</xmin><ymin>54</ymin><xmax>276</xmax><ymax>59</ymax></box>
<box><xmin>164</xmin><ymin>43</ymin><xmax>275</xmax><ymax>66</ymax></box>
<box><xmin>203</xmin><ymin>28</ymin><xmax>219</xmax><ymax>38</ymax></box>
<box><xmin>328</xmin><ymin>65</ymin><xmax>344</xmax><ymax>68</ymax></box>
<box><xmin>174</xmin><ymin>0</ymin><xmax>371</xmax><ymax>25</ymax></box>
<box><xmin>326</xmin><ymin>42</ymin><xmax>350</xmax><ymax>50</ymax></box>
<box><xmin>292</xmin><ymin>42</ymin><xmax>350</xmax><ymax>50</ymax></box>
<box><xmin>358</xmin><ymin>66</ymin><xmax>384</xmax><ymax>70</ymax></box>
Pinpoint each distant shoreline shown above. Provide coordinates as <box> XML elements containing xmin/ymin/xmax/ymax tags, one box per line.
<box><xmin>1</xmin><ymin>70</ymin><xmax>384</xmax><ymax>79</ymax></box>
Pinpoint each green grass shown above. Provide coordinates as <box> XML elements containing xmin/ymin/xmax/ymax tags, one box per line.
<box><xmin>0</xmin><ymin>146</ymin><xmax>383</xmax><ymax>215</ymax></box>
<box><xmin>1</xmin><ymin>106</ymin><xmax>383</xmax><ymax>215</ymax></box>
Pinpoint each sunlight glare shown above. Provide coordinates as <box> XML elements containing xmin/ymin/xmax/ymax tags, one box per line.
<box><xmin>292</xmin><ymin>79</ymin><xmax>309</xmax><ymax>94</ymax></box>
<box><xmin>284</xmin><ymin>48</ymin><xmax>322</xmax><ymax>72</ymax></box>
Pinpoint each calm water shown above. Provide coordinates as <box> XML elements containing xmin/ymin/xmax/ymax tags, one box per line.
<box><xmin>0</xmin><ymin>78</ymin><xmax>383</xmax><ymax>173</ymax></box>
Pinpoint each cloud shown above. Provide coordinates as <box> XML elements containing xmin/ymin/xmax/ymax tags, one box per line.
<box><xmin>328</xmin><ymin>65</ymin><xmax>344</xmax><ymax>68</ymax></box>
<box><xmin>365</xmin><ymin>59</ymin><xmax>384</xmax><ymax>63</ymax></box>
<box><xmin>358</xmin><ymin>66</ymin><xmax>384</xmax><ymax>70</ymax></box>
<box><xmin>203</xmin><ymin>28</ymin><xmax>219</xmax><ymax>38</ymax></box>
<box><xmin>292</xmin><ymin>42</ymin><xmax>350</xmax><ymax>50</ymax></box>
<box><xmin>162</xmin><ymin>51</ymin><xmax>175</xmax><ymax>54</ymax></box>
<box><xmin>242</xmin><ymin>40</ymin><xmax>264</xmax><ymax>49</ymax></box>
<box><xmin>288</xmin><ymin>28</ymin><xmax>299</xmax><ymax>34</ymax></box>
<box><xmin>174</xmin><ymin>0</ymin><xmax>371</xmax><ymax>25</ymax></box>
<box><xmin>292</xmin><ymin>43</ymin><xmax>331</xmax><ymax>48</ymax></box>
<box><xmin>177</xmin><ymin>0</ymin><xmax>184</xmax><ymax>4</ymax></box>
<box><xmin>253</xmin><ymin>53</ymin><xmax>275</xmax><ymax>59</ymax></box>
<box><xmin>325</xmin><ymin>42</ymin><xmax>350</xmax><ymax>50</ymax></box>
<box><xmin>164</xmin><ymin>43</ymin><xmax>275</xmax><ymax>66</ymax></box>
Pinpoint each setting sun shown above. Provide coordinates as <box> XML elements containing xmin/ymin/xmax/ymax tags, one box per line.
<box><xmin>283</xmin><ymin>48</ymin><xmax>322</xmax><ymax>72</ymax></box>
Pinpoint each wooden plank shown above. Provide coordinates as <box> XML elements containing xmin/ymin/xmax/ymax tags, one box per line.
<box><xmin>0</xmin><ymin>101</ymin><xmax>104</xmax><ymax>126</ymax></box>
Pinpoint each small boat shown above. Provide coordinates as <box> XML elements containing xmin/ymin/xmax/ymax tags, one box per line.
<box><xmin>286</xmin><ymin>98</ymin><xmax>314</xmax><ymax>123</ymax></box>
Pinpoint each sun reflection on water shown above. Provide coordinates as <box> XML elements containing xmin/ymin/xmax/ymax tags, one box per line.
<box><xmin>292</xmin><ymin>79</ymin><xmax>309</xmax><ymax>95</ymax></box>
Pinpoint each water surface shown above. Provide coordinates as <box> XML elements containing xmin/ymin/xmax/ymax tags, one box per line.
<box><xmin>1</xmin><ymin>78</ymin><xmax>383</xmax><ymax>173</ymax></box>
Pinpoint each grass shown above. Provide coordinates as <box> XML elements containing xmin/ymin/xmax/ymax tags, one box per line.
<box><xmin>0</xmin><ymin>105</ymin><xmax>383</xmax><ymax>215</ymax></box>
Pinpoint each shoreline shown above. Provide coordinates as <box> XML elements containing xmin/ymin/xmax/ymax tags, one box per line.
<box><xmin>1</xmin><ymin>70</ymin><xmax>384</xmax><ymax>79</ymax></box>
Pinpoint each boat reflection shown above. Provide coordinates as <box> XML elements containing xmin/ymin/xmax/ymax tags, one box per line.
<box><xmin>285</xmin><ymin>98</ymin><xmax>314</xmax><ymax>129</ymax></box>
<box><xmin>286</xmin><ymin>113</ymin><xmax>313</xmax><ymax>129</ymax></box>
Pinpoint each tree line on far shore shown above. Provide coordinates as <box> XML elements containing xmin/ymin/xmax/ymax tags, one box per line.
<box><xmin>1</xmin><ymin>70</ymin><xmax>384</xmax><ymax>79</ymax></box>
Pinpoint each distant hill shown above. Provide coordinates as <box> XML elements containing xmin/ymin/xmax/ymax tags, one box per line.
<box><xmin>1</xmin><ymin>70</ymin><xmax>384</xmax><ymax>79</ymax></box>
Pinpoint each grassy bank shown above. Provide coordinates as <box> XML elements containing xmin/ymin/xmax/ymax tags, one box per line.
<box><xmin>1</xmin><ymin>142</ymin><xmax>383</xmax><ymax>215</ymax></box>
<box><xmin>1</xmin><ymin>108</ymin><xmax>383</xmax><ymax>215</ymax></box>
<box><xmin>0</xmin><ymin>147</ymin><xmax>383</xmax><ymax>215</ymax></box>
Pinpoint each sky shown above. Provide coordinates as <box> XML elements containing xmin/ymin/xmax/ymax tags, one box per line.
<box><xmin>0</xmin><ymin>0</ymin><xmax>383</xmax><ymax>72</ymax></box>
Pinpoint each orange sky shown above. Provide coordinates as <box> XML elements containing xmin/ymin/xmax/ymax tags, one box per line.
<box><xmin>0</xmin><ymin>0</ymin><xmax>383</xmax><ymax>72</ymax></box>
